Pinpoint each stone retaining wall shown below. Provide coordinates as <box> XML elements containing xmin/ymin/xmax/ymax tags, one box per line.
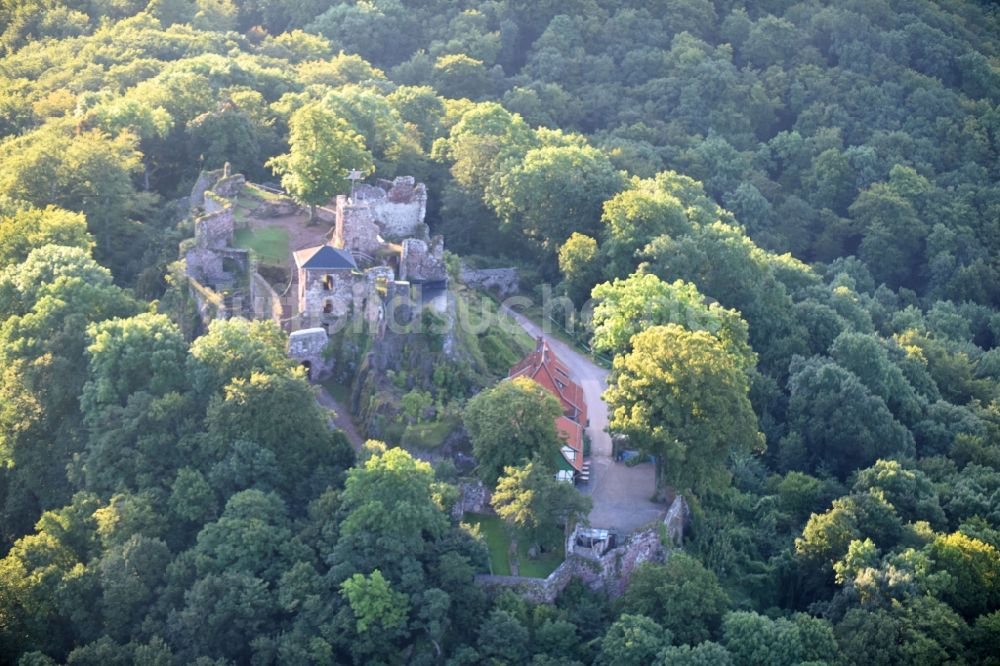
<box><xmin>453</xmin><ymin>481</ymin><xmax>490</xmax><ymax>519</ymax></box>
<box><xmin>251</xmin><ymin>271</ymin><xmax>283</xmax><ymax>325</ymax></box>
<box><xmin>460</xmin><ymin>265</ymin><xmax>519</xmax><ymax>297</ymax></box>
<box><xmin>475</xmin><ymin>519</ymin><xmax>672</xmax><ymax>603</ymax></box>
<box><xmin>194</xmin><ymin>207</ymin><xmax>235</xmax><ymax>250</ymax></box>
<box><xmin>400</xmin><ymin>236</ymin><xmax>447</xmax><ymax>283</ymax></box>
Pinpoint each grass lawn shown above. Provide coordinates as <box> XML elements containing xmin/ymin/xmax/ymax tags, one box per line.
<box><xmin>234</xmin><ymin>226</ymin><xmax>289</xmax><ymax>264</ymax></box>
<box><xmin>464</xmin><ymin>513</ymin><xmax>564</xmax><ymax>578</ymax></box>
<box><xmin>402</xmin><ymin>418</ymin><xmax>455</xmax><ymax>449</ymax></box>
<box><xmin>243</xmin><ymin>182</ymin><xmax>285</xmax><ymax>201</ymax></box>
<box><xmin>475</xmin><ymin>288</ymin><xmax>607</xmax><ymax>366</ymax></box>
<box><xmin>472</xmin><ymin>289</ymin><xmax>543</xmax><ymax>357</ymax></box>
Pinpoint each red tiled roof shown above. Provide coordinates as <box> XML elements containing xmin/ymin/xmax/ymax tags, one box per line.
<box><xmin>556</xmin><ymin>415</ymin><xmax>584</xmax><ymax>471</ymax></box>
<box><xmin>509</xmin><ymin>337</ymin><xmax>588</xmax><ymax>425</ymax></box>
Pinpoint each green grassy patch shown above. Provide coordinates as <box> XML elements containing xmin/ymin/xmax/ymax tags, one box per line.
<box><xmin>244</xmin><ymin>182</ymin><xmax>285</xmax><ymax>201</ymax></box>
<box><xmin>464</xmin><ymin>513</ymin><xmax>564</xmax><ymax>578</ymax></box>
<box><xmin>457</xmin><ymin>287</ymin><xmax>537</xmax><ymax>378</ymax></box>
<box><xmin>234</xmin><ymin>226</ymin><xmax>289</xmax><ymax>265</ymax></box>
<box><xmin>466</xmin><ymin>514</ymin><xmax>511</xmax><ymax>575</ymax></box>
<box><xmin>476</xmin><ymin>289</ymin><xmax>543</xmax><ymax>355</ymax></box>
<box><xmin>402</xmin><ymin>418</ymin><xmax>455</xmax><ymax>449</ymax></box>
<box><xmin>518</xmin><ymin>538</ymin><xmax>564</xmax><ymax>578</ymax></box>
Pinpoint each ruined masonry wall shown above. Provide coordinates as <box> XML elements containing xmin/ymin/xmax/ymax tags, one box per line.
<box><xmin>336</xmin><ymin>196</ymin><xmax>381</xmax><ymax>259</ymax></box>
<box><xmin>212</xmin><ymin>173</ymin><xmax>245</xmax><ymax>198</ymax></box>
<box><xmin>474</xmin><ymin>525</ymin><xmax>668</xmax><ymax>604</ymax></box>
<box><xmin>185</xmin><ymin>248</ymin><xmax>224</xmax><ymax>284</ymax></box>
<box><xmin>459</xmin><ymin>265</ymin><xmax>519</xmax><ymax>297</ymax></box>
<box><xmin>299</xmin><ymin>268</ymin><xmax>356</xmax><ymax>324</ymax></box>
<box><xmin>344</xmin><ymin>177</ymin><xmax>428</xmax><ymax>242</ymax></box>
<box><xmin>663</xmin><ymin>494</ymin><xmax>690</xmax><ymax>546</ymax></box>
<box><xmin>452</xmin><ymin>481</ymin><xmax>490</xmax><ymax>519</ymax></box>
<box><xmin>189</xmin><ymin>168</ymin><xmax>225</xmax><ymax>208</ymax></box>
<box><xmin>363</xmin><ymin>267</ymin><xmax>396</xmax><ymax>327</ymax></box>
<box><xmin>399</xmin><ymin>237</ymin><xmax>447</xmax><ymax>283</ymax></box>
<box><xmin>288</xmin><ymin>328</ymin><xmax>333</xmax><ymax>380</ymax></box>
<box><xmin>195</xmin><ymin>207</ymin><xmax>235</xmax><ymax>250</ymax></box>
<box><xmin>203</xmin><ymin>192</ymin><xmax>227</xmax><ymax>214</ymax></box>
<box><xmin>186</xmin><ymin>246</ymin><xmax>250</xmax><ymax>287</ymax></box>
<box><xmin>251</xmin><ymin>272</ymin><xmax>283</xmax><ymax>325</ymax></box>
<box><xmin>374</xmin><ymin>201</ymin><xmax>427</xmax><ymax>239</ymax></box>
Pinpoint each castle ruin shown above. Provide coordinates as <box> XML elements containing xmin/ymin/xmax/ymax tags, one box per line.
<box><xmin>181</xmin><ymin>171</ymin><xmax>447</xmax><ymax>381</ymax></box>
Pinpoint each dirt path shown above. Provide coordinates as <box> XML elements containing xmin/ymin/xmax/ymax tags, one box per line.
<box><xmin>316</xmin><ymin>386</ymin><xmax>365</xmax><ymax>452</ymax></box>
<box><xmin>500</xmin><ymin>306</ymin><xmax>665</xmax><ymax>533</ymax></box>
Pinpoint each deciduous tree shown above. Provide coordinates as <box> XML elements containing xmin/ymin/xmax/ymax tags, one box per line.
<box><xmin>619</xmin><ymin>554</ymin><xmax>729</xmax><ymax>645</ymax></box>
<box><xmin>491</xmin><ymin>461</ymin><xmax>591</xmax><ymax>553</ymax></box>
<box><xmin>463</xmin><ymin>377</ymin><xmax>563</xmax><ymax>485</ymax></box>
<box><xmin>604</xmin><ymin>324</ymin><xmax>763</xmax><ymax>493</ymax></box>
<box><xmin>266</xmin><ymin>102</ymin><xmax>373</xmax><ymax>220</ymax></box>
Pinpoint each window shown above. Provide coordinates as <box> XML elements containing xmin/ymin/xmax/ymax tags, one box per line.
<box><xmin>323</xmin><ymin>300</ymin><xmax>333</xmax><ymax>314</ymax></box>
<box><xmin>323</xmin><ymin>275</ymin><xmax>333</xmax><ymax>291</ymax></box>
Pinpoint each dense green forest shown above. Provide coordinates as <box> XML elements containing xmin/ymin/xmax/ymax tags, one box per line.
<box><xmin>1</xmin><ymin>0</ymin><xmax>1000</xmax><ymax>663</ymax></box>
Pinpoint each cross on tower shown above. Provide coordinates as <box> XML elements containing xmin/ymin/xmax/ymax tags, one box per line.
<box><xmin>346</xmin><ymin>169</ymin><xmax>363</xmax><ymax>200</ymax></box>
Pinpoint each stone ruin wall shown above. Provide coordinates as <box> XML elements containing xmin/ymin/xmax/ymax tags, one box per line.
<box><xmin>288</xmin><ymin>328</ymin><xmax>333</xmax><ymax>380</ymax></box>
<box><xmin>194</xmin><ymin>206</ymin><xmax>235</xmax><ymax>250</ymax></box>
<box><xmin>190</xmin><ymin>167</ymin><xmax>245</xmax><ymax>209</ymax></box>
<box><xmin>253</xmin><ymin>198</ymin><xmax>299</xmax><ymax>218</ymax></box>
<box><xmin>452</xmin><ymin>481</ymin><xmax>490</xmax><ymax>519</ymax></box>
<box><xmin>186</xmin><ymin>275</ymin><xmax>226</xmax><ymax>326</ymax></box>
<box><xmin>375</xmin><ymin>177</ymin><xmax>427</xmax><ymax>239</ymax></box>
<box><xmin>335</xmin><ymin>196</ymin><xmax>382</xmax><ymax>260</ymax></box>
<box><xmin>361</xmin><ymin>266</ymin><xmax>396</xmax><ymax>328</ymax></box>
<box><xmin>189</xmin><ymin>168</ymin><xmax>225</xmax><ymax>208</ymax></box>
<box><xmin>299</xmin><ymin>268</ymin><xmax>356</xmax><ymax>325</ymax></box>
<box><xmin>212</xmin><ymin>173</ymin><xmax>245</xmax><ymax>199</ymax></box>
<box><xmin>374</xmin><ymin>202</ymin><xmax>427</xmax><ymax>240</ymax></box>
<box><xmin>298</xmin><ymin>264</ymin><xmax>408</xmax><ymax>338</ymax></box>
<box><xmin>251</xmin><ymin>272</ymin><xmax>283</xmax><ymax>326</ymax></box>
<box><xmin>203</xmin><ymin>192</ymin><xmax>227</xmax><ymax>215</ymax></box>
<box><xmin>183</xmin><ymin>169</ymin><xmax>284</xmax><ymax>323</ymax></box>
<box><xmin>459</xmin><ymin>264</ymin><xmax>519</xmax><ymax>297</ymax></box>
<box><xmin>399</xmin><ymin>236</ymin><xmax>447</xmax><ymax>283</ymax></box>
<box><xmin>185</xmin><ymin>195</ymin><xmax>250</xmax><ymax>288</ymax></box>
<box><xmin>475</xmin><ymin>495</ymin><xmax>691</xmax><ymax>603</ymax></box>
<box><xmin>474</xmin><ymin>525</ymin><xmax>668</xmax><ymax>604</ymax></box>
<box><xmin>663</xmin><ymin>494</ymin><xmax>690</xmax><ymax>546</ymax></box>
<box><xmin>341</xmin><ymin>177</ymin><xmax>428</xmax><ymax>244</ymax></box>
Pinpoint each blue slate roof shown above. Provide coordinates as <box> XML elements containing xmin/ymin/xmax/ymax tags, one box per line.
<box><xmin>297</xmin><ymin>245</ymin><xmax>357</xmax><ymax>271</ymax></box>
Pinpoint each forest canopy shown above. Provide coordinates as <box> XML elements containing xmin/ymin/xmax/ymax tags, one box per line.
<box><xmin>1</xmin><ymin>0</ymin><xmax>999</xmax><ymax>664</ymax></box>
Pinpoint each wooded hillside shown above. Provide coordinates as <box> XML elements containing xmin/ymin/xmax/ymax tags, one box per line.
<box><xmin>1</xmin><ymin>1</ymin><xmax>999</xmax><ymax>663</ymax></box>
